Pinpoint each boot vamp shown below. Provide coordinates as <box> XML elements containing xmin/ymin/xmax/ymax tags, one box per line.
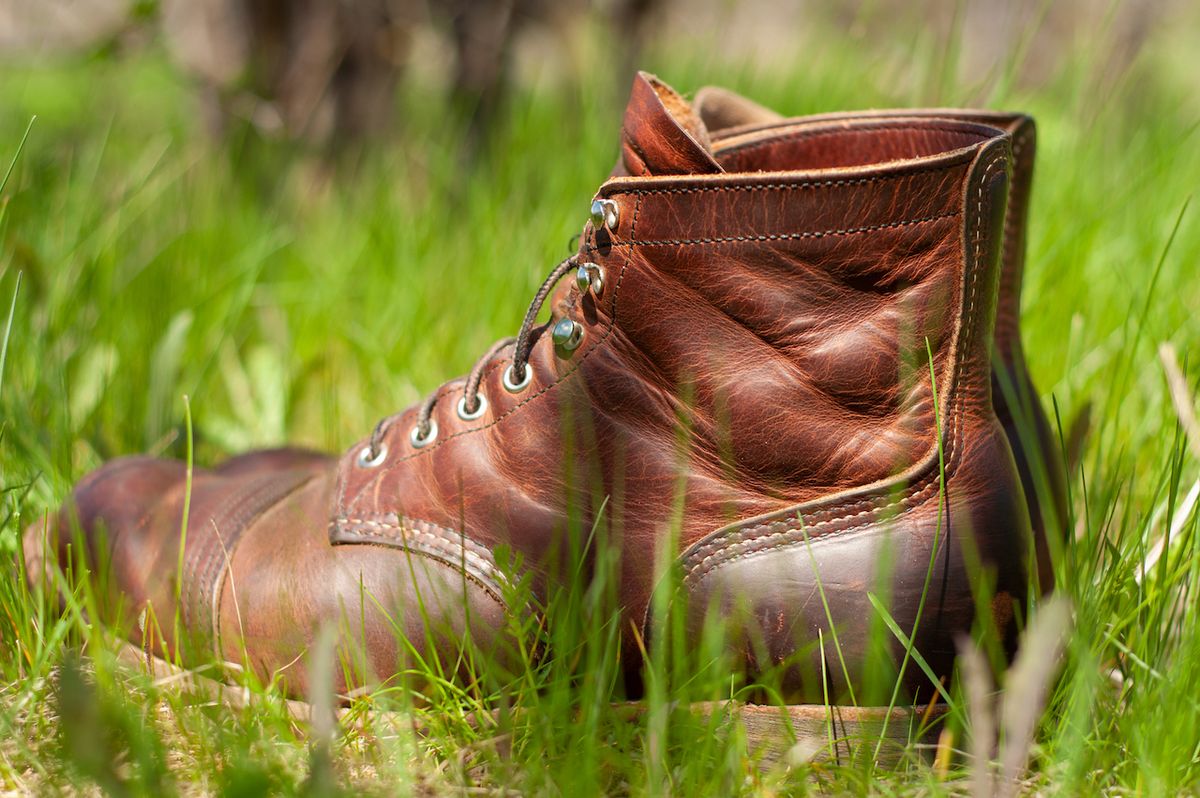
<box><xmin>217</xmin><ymin>465</ymin><xmax>511</xmax><ymax>695</ymax></box>
<box><xmin>28</xmin><ymin>448</ymin><xmax>510</xmax><ymax>695</ymax></box>
<box><xmin>25</xmin><ymin>450</ymin><xmax>332</xmax><ymax>648</ymax></box>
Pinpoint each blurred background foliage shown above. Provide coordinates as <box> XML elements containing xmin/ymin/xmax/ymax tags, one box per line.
<box><xmin>2</xmin><ymin>0</ymin><xmax>1197</xmax><ymax>147</ymax></box>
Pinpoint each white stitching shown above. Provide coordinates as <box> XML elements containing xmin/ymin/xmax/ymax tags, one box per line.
<box><xmin>611</xmin><ymin>159</ymin><xmax>963</xmax><ymax>196</ymax></box>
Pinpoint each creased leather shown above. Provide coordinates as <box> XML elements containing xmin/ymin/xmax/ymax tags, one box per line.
<box><xmin>696</xmin><ymin>100</ymin><xmax>1067</xmax><ymax>567</ymax></box>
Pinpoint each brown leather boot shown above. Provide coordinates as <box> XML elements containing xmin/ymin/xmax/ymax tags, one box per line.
<box><xmin>691</xmin><ymin>87</ymin><xmax>1068</xmax><ymax>595</ymax></box>
<box><xmin>26</xmin><ymin>73</ymin><xmax>1035</xmax><ymax>702</ymax></box>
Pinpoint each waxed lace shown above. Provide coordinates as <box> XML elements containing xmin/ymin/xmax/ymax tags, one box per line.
<box><xmin>363</xmin><ymin>254</ymin><xmax>581</xmax><ymax>459</ymax></box>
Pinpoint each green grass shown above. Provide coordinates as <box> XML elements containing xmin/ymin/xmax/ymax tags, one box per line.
<box><xmin>3</xmin><ymin>8</ymin><xmax>1200</xmax><ymax>795</ymax></box>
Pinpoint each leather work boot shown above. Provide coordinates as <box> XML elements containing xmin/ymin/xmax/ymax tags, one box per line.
<box><xmin>690</xmin><ymin>87</ymin><xmax>1068</xmax><ymax>595</ymax></box>
<box><xmin>26</xmin><ymin>73</ymin><xmax>1038</xmax><ymax>703</ymax></box>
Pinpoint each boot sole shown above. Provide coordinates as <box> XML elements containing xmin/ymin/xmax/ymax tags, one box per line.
<box><xmin>112</xmin><ymin>640</ymin><xmax>948</xmax><ymax>766</ymax></box>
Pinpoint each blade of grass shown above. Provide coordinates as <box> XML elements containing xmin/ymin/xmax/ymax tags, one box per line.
<box><xmin>0</xmin><ymin>272</ymin><xmax>19</xmax><ymax>403</ymax></box>
<box><xmin>871</xmin><ymin>337</ymin><xmax>952</xmax><ymax>761</ymax></box>
<box><xmin>0</xmin><ymin>116</ymin><xmax>35</xmax><ymax>196</ymax></box>
<box><xmin>172</xmin><ymin>395</ymin><xmax>194</xmax><ymax>665</ymax></box>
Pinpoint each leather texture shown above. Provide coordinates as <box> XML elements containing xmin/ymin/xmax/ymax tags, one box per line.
<box><xmin>691</xmin><ymin>91</ymin><xmax>1068</xmax><ymax>587</ymax></box>
<box><xmin>26</xmin><ymin>73</ymin><xmax>1040</xmax><ymax>702</ymax></box>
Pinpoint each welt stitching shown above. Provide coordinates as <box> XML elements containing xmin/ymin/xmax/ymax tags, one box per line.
<box><xmin>606</xmin><ymin>210</ymin><xmax>958</xmax><ymax>248</ymax></box>
<box><xmin>683</xmin><ymin>147</ymin><xmax>1005</xmax><ymax>582</ymax></box>
<box><xmin>683</xmin><ymin>441</ymin><xmax>951</xmax><ymax>582</ymax></box>
<box><xmin>614</xmin><ymin>159</ymin><xmax>961</xmax><ymax>196</ymax></box>
<box><xmin>690</xmin><ymin>499</ymin><xmax>926</xmax><ymax>574</ymax></box>
<box><xmin>335</xmin><ymin>515</ymin><xmax>511</xmax><ymax>604</ymax></box>
<box><xmin>687</xmin><ymin>489</ymin><xmax>933</xmax><ymax>577</ymax></box>
<box><xmin>342</xmin><ymin>515</ymin><xmax>495</xmax><ymax>556</ymax></box>
<box><xmin>718</xmin><ymin>122</ymin><xmax>990</xmax><ymax>158</ymax></box>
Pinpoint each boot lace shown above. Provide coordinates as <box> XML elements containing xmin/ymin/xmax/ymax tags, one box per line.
<box><xmin>357</xmin><ymin>197</ymin><xmax>620</xmax><ymax>467</ymax></box>
<box><xmin>357</xmin><ymin>254</ymin><xmax>581</xmax><ymax>466</ymax></box>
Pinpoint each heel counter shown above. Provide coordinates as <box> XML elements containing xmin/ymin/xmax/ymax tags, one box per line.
<box><xmin>993</xmin><ymin>353</ymin><xmax>1066</xmax><ymax>595</ymax></box>
<box><xmin>675</xmin><ymin>415</ymin><xmax>1032</xmax><ymax>702</ymax></box>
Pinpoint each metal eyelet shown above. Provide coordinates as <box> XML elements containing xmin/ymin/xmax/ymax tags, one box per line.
<box><xmin>409</xmin><ymin>420</ymin><xmax>438</xmax><ymax>449</ymax></box>
<box><xmin>575</xmin><ymin>262</ymin><xmax>605</xmax><ymax>296</ymax></box>
<box><xmin>551</xmin><ymin>318</ymin><xmax>584</xmax><ymax>353</ymax></box>
<box><xmin>590</xmin><ymin>198</ymin><xmax>619</xmax><ymax>231</ymax></box>
<box><xmin>456</xmin><ymin>392</ymin><xmax>488</xmax><ymax>421</ymax></box>
<box><xmin>503</xmin><ymin>362</ymin><xmax>532</xmax><ymax>393</ymax></box>
<box><xmin>357</xmin><ymin>443</ymin><xmax>387</xmax><ymax>468</ymax></box>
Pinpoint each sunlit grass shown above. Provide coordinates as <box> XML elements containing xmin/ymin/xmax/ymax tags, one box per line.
<box><xmin>2</xmin><ymin>9</ymin><xmax>1200</xmax><ymax>794</ymax></box>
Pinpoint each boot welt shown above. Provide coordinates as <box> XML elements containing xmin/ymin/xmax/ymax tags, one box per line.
<box><xmin>111</xmin><ymin>639</ymin><xmax>948</xmax><ymax>766</ymax></box>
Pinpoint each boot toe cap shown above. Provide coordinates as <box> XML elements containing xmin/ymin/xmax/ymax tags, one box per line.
<box><xmin>226</xmin><ymin>480</ymin><xmax>519</xmax><ymax>693</ymax></box>
<box><xmin>27</xmin><ymin>456</ymin><xmax>187</xmax><ymax>576</ymax></box>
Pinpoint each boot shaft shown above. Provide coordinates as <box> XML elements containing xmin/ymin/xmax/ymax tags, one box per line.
<box><xmin>589</xmin><ymin>104</ymin><xmax>1013</xmax><ymax>515</ymax></box>
<box><xmin>692</xmin><ymin>90</ymin><xmax>1063</xmax><ymax>586</ymax></box>
<box><xmin>692</xmin><ymin>90</ymin><xmax>1036</xmax><ymax>365</ymax></box>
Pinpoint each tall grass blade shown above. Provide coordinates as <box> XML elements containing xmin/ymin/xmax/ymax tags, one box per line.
<box><xmin>0</xmin><ymin>115</ymin><xmax>34</xmax><ymax>195</ymax></box>
<box><xmin>997</xmin><ymin>595</ymin><xmax>1071</xmax><ymax>797</ymax></box>
<box><xmin>0</xmin><ymin>272</ymin><xmax>19</xmax><ymax>403</ymax></box>
<box><xmin>957</xmin><ymin>636</ymin><xmax>996</xmax><ymax>798</ymax></box>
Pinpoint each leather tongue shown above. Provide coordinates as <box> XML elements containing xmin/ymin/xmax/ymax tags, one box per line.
<box><xmin>693</xmin><ymin>85</ymin><xmax>785</xmax><ymax>133</ymax></box>
<box><xmin>617</xmin><ymin>72</ymin><xmax>723</xmax><ymax>176</ymax></box>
